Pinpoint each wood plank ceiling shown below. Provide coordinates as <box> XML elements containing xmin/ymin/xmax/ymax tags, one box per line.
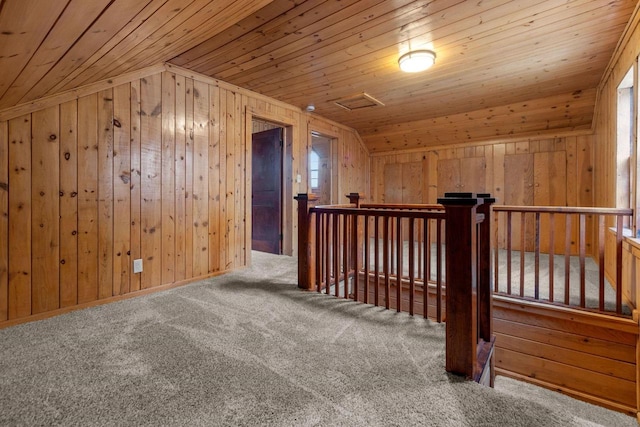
<box><xmin>0</xmin><ymin>0</ymin><xmax>637</xmax><ymax>152</ymax></box>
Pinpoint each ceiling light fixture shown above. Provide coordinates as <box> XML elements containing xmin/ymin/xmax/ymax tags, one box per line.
<box><xmin>398</xmin><ymin>50</ymin><xmax>436</xmax><ymax>73</ymax></box>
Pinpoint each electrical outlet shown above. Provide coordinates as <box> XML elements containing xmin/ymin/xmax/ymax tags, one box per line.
<box><xmin>133</xmin><ymin>259</ymin><xmax>143</xmax><ymax>274</ymax></box>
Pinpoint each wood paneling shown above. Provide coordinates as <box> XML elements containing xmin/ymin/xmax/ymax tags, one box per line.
<box><xmin>494</xmin><ymin>297</ymin><xmax>638</xmax><ymax>414</ymax></box>
<box><xmin>371</xmin><ymin>137</ymin><xmax>594</xmax><ymax>253</ymax></box>
<box><xmin>0</xmin><ymin>67</ymin><xmax>369</xmax><ymax>326</ymax></box>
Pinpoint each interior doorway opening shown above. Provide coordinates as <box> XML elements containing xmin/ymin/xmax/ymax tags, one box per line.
<box><xmin>310</xmin><ymin>132</ymin><xmax>334</xmax><ymax>205</ymax></box>
<box><xmin>251</xmin><ymin>119</ymin><xmax>286</xmax><ymax>255</ymax></box>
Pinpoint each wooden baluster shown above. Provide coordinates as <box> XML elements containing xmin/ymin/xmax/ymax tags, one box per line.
<box><xmin>324</xmin><ymin>214</ymin><xmax>333</xmax><ymax>294</ymax></box>
<box><xmin>396</xmin><ymin>216</ymin><xmax>402</xmax><ymax>312</ymax></box>
<box><xmin>316</xmin><ymin>210</ymin><xmax>322</xmax><ymax>293</ymax></box>
<box><xmin>579</xmin><ymin>214</ymin><xmax>586</xmax><ymax>308</ymax></box>
<box><xmin>436</xmin><ymin>218</ymin><xmax>443</xmax><ymax>323</ymax></box>
<box><xmin>534</xmin><ymin>212</ymin><xmax>540</xmax><ymax>300</ymax></box>
<box><xmin>331</xmin><ymin>213</ymin><xmax>340</xmax><ymax>296</ymax></box>
<box><xmin>409</xmin><ymin>218</ymin><xmax>415</xmax><ymax>316</ymax></box>
<box><xmin>417</xmin><ymin>219</ymin><xmax>423</xmax><ymax>280</ymax></box>
<box><xmin>598</xmin><ymin>215</ymin><xmax>605</xmax><ymax>311</ymax></box>
<box><xmin>426</xmin><ymin>218</ymin><xmax>432</xmax><ymax>284</ymax></box>
<box><xmin>343</xmin><ymin>213</ymin><xmax>349</xmax><ymax>299</ymax></box>
<box><xmin>506</xmin><ymin>211</ymin><xmax>512</xmax><ymax>295</ymax></box>
<box><xmin>520</xmin><ymin>212</ymin><xmax>525</xmax><ymax>297</ymax></box>
<box><xmin>477</xmin><ymin>195</ymin><xmax>495</xmax><ymax>352</ymax></box>
<box><xmin>352</xmin><ymin>212</ymin><xmax>358</xmax><ymax>302</ymax></box>
<box><xmin>384</xmin><ymin>216</ymin><xmax>390</xmax><ymax>310</ymax></box>
<box><xmin>616</xmin><ymin>215</ymin><xmax>624</xmax><ymax>314</ymax></box>
<box><xmin>564</xmin><ymin>214</ymin><xmax>572</xmax><ymax>305</ymax></box>
<box><xmin>374</xmin><ymin>215</ymin><xmax>380</xmax><ymax>307</ymax></box>
<box><xmin>548</xmin><ymin>213</ymin><xmax>555</xmax><ymax>302</ymax></box>
<box><xmin>390</xmin><ymin>217</ymin><xmax>396</xmax><ymax>276</ymax></box>
<box><xmin>494</xmin><ymin>212</ymin><xmax>499</xmax><ymax>293</ymax></box>
<box><xmin>423</xmin><ymin>218</ymin><xmax>430</xmax><ymax>319</ymax></box>
<box><xmin>364</xmin><ymin>215</ymin><xmax>369</xmax><ymax>304</ymax></box>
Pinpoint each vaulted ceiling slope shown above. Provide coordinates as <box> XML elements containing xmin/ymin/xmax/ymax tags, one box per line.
<box><xmin>0</xmin><ymin>1</ymin><xmax>638</xmax><ymax>152</ymax></box>
<box><xmin>0</xmin><ymin>0</ymin><xmax>272</xmax><ymax>109</ymax></box>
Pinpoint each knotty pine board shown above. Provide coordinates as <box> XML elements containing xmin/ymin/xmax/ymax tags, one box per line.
<box><xmin>113</xmin><ymin>84</ymin><xmax>132</xmax><ymax>296</ymax></box>
<box><xmin>129</xmin><ymin>80</ymin><xmax>142</xmax><ymax>293</ymax></box>
<box><xmin>174</xmin><ymin>75</ymin><xmax>187</xmax><ymax>282</ymax></box>
<box><xmin>59</xmin><ymin>100</ymin><xmax>78</xmax><ymax>308</ymax></box>
<box><xmin>161</xmin><ymin>72</ymin><xmax>176</xmax><ymax>285</ymax></box>
<box><xmin>0</xmin><ymin>121</ymin><xmax>7</xmax><ymax>320</ymax></box>
<box><xmin>191</xmin><ymin>79</ymin><xmax>209</xmax><ymax>277</ymax></box>
<box><xmin>98</xmin><ymin>89</ymin><xmax>114</xmax><ymax>300</ymax></box>
<box><xmin>207</xmin><ymin>84</ymin><xmax>221</xmax><ymax>274</ymax></box>
<box><xmin>184</xmin><ymin>78</ymin><xmax>195</xmax><ymax>279</ymax></box>
<box><xmin>77</xmin><ymin>94</ymin><xmax>99</xmax><ymax>304</ymax></box>
<box><xmin>8</xmin><ymin>114</ymin><xmax>32</xmax><ymax>319</ymax></box>
<box><xmin>140</xmin><ymin>75</ymin><xmax>163</xmax><ymax>289</ymax></box>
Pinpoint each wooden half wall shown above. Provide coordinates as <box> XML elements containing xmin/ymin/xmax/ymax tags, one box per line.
<box><xmin>0</xmin><ymin>65</ymin><xmax>370</xmax><ymax>325</ymax></box>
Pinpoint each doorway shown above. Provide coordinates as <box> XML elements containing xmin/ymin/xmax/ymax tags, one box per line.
<box><xmin>252</xmin><ymin>125</ymin><xmax>283</xmax><ymax>254</ymax></box>
<box><xmin>310</xmin><ymin>132</ymin><xmax>334</xmax><ymax>205</ymax></box>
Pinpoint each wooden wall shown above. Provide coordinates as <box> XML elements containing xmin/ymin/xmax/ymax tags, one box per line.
<box><xmin>593</xmin><ymin>7</ymin><xmax>640</xmax><ymax>216</ymax></box>
<box><xmin>370</xmin><ymin>137</ymin><xmax>593</xmax><ymax>206</ymax></box>
<box><xmin>370</xmin><ymin>137</ymin><xmax>594</xmax><ymax>252</ymax></box>
<box><xmin>0</xmin><ymin>66</ymin><xmax>370</xmax><ymax>325</ymax></box>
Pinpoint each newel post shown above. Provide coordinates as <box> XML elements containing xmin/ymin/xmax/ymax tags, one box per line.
<box><xmin>438</xmin><ymin>192</ymin><xmax>495</xmax><ymax>385</ymax></box>
<box><xmin>346</xmin><ymin>193</ymin><xmax>363</xmax><ymax>271</ymax></box>
<box><xmin>346</xmin><ymin>192</ymin><xmax>361</xmax><ymax>207</ymax></box>
<box><xmin>294</xmin><ymin>193</ymin><xmax>319</xmax><ymax>290</ymax></box>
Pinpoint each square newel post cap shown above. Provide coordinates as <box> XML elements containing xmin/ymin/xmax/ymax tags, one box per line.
<box><xmin>438</xmin><ymin>192</ymin><xmax>495</xmax><ymax>205</ymax></box>
<box><xmin>294</xmin><ymin>193</ymin><xmax>319</xmax><ymax>202</ymax></box>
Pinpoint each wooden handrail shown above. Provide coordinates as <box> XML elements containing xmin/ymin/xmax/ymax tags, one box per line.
<box><xmin>494</xmin><ymin>205</ymin><xmax>633</xmax><ymax>215</ymax></box>
<box><xmin>360</xmin><ymin>203</ymin><xmax>444</xmax><ymax>210</ymax></box>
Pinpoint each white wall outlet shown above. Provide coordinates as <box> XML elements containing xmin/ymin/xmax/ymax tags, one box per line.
<box><xmin>296</xmin><ymin>174</ymin><xmax>302</xmax><ymax>183</ymax></box>
<box><xmin>133</xmin><ymin>259</ymin><xmax>143</xmax><ymax>274</ymax></box>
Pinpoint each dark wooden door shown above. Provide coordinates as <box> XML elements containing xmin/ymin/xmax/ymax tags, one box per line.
<box><xmin>252</xmin><ymin>128</ymin><xmax>282</xmax><ymax>254</ymax></box>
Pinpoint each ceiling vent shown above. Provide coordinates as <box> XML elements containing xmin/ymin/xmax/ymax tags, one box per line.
<box><xmin>333</xmin><ymin>93</ymin><xmax>385</xmax><ymax>111</ymax></box>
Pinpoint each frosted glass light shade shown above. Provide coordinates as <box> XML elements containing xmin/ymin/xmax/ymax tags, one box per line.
<box><xmin>398</xmin><ymin>50</ymin><xmax>436</xmax><ymax>73</ymax></box>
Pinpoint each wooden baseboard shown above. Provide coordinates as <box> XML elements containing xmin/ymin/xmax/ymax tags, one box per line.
<box><xmin>0</xmin><ymin>269</ymin><xmax>230</xmax><ymax>330</ymax></box>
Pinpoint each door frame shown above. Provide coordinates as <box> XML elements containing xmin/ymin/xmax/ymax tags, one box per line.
<box><xmin>310</xmin><ymin>131</ymin><xmax>337</xmax><ymax>204</ymax></box>
<box><xmin>308</xmin><ymin>119</ymin><xmax>340</xmax><ymax>204</ymax></box>
<box><xmin>246</xmin><ymin>107</ymin><xmax>296</xmax><ymax>258</ymax></box>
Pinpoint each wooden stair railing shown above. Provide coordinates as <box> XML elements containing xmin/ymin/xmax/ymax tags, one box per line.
<box><xmin>295</xmin><ymin>192</ymin><xmax>496</xmax><ymax>386</ymax></box>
